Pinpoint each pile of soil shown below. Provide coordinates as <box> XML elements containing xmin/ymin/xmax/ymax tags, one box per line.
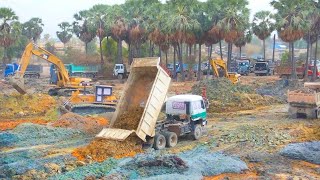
<box><xmin>192</xmin><ymin>79</ymin><xmax>278</xmax><ymax>113</ymax></box>
<box><xmin>72</xmin><ymin>136</ymin><xmax>143</xmax><ymax>162</ymax></box>
<box><xmin>0</xmin><ymin>94</ymin><xmax>56</xmax><ymax>119</ymax></box>
<box><xmin>72</xmin><ymin>107</ymin><xmax>144</xmax><ymax>162</ymax></box>
<box><xmin>52</xmin><ymin>113</ymin><xmax>108</xmax><ymax>134</ymax></box>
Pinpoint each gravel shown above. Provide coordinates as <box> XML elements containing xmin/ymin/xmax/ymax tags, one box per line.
<box><xmin>280</xmin><ymin>141</ymin><xmax>320</xmax><ymax>164</ymax></box>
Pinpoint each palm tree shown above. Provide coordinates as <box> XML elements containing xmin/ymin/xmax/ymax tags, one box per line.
<box><xmin>252</xmin><ymin>11</ymin><xmax>275</xmax><ymax>61</ymax></box>
<box><xmin>234</xmin><ymin>29</ymin><xmax>252</xmax><ymax>57</ymax></box>
<box><xmin>88</xmin><ymin>4</ymin><xmax>110</xmax><ymax>65</ymax></box>
<box><xmin>56</xmin><ymin>22</ymin><xmax>73</xmax><ymax>47</ymax></box>
<box><xmin>22</xmin><ymin>17</ymin><xmax>44</xmax><ymax>42</ymax></box>
<box><xmin>271</xmin><ymin>0</ymin><xmax>315</xmax><ymax>79</ymax></box>
<box><xmin>73</xmin><ymin>10</ymin><xmax>96</xmax><ymax>55</ymax></box>
<box><xmin>165</xmin><ymin>0</ymin><xmax>200</xmax><ymax>81</ymax></box>
<box><xmin>0</xmin><ymin>8</ymin><xmax>19</xmax><ymax>64</ymax></box>
<box><xmin>217</xmin><ymin>0</ymin><xmax>250</xmax><ymax>71</ymax></box>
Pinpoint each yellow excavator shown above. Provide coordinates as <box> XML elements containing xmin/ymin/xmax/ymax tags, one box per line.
<box><xmin>10</xmin><ymin>42</ymin><xmax>92</xmax><ymax>96</ymax></box>
<box><xmin>209</xmin><ymin>59</ymin><xmax>240</xmax><ymax>84</ymax></box>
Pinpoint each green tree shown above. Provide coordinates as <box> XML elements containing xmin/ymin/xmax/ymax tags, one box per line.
<box><xmin>271</xmin><ymin>0</ymin><xmax>316</xmax><ymax>79</ymax></box>
<box><xmin>22</xmin><ymin>17</ymin><xmax>44</xmax><ymax>42</ymax></box>
<box><xmin>73</xmin><ymin>10</ymin><xmax>96</xmax><ymax>55</ymax></box>
<box><xmin>88</xmin><ymin>4</ymin><xmax>110</xmax><ymax>65</ymax></box>
<box><xmin>217</xmin><ymin>0</ymin><xmax>250</xmax><ymax>71</ymax></box>
<box><xmin>165</xmin><ymin>0</ymin><xmax>200</xmax><ymax>81</ymax></box>
<box><xmin>56</xmin><ymin>22</ymin><xmax>73</xmax><ymax>47</ymax></box>
<box><xmin>234</xmin><ymin>29</ymin><xmax>252</xmax><ymax>57</ymax></box>
<box><xmin>252</xmin><ymin>11</ymin><xmax>275</xmax><ymax>61</ymax></box>
<box><xmin>0</xmin><ymin>8</ymin><xmax>19</xmax><ymax>64</ymax></box>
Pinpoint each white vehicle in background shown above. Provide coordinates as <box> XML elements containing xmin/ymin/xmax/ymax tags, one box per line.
<box><xmin>113</xmin><ymin>64</ymin><xmax>130</xmax><ymax>79</ymax></box>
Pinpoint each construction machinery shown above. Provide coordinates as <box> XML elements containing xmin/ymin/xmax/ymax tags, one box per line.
<box><xmin>209</xmin><ymin>59</ymin><xmax>241</xmax><ymax>84</ymax></box>
<box><xmin>96</xmin><ymin>57</ymin><xmax>208</xmax><ymax>150</ymax></box>
<box><xmin>10</xmin><ymin>42</ymin><xmax>92</xmax><ymax>96</ymax></box>
<box><xmin>64</xmin><ymin>85</ymin><xmax>117</xmax><ymax>117</ymax></box>
<box><xmin>288</xmin><ymin>82</ymin><xmax>320</xmax><ymax>119</ymax></box>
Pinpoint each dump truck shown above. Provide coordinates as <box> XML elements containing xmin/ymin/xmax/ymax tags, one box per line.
<box><xmin>97</xmin><ymin>57</ymin><xmax>208</xmax><ymax>150</ymax></box>
<box><xmin>288</xmin><ymin>82</ymin><xmax>320</xmax><ymax>119</ymax></box>
<box><xmin>275</xmin><ymin>65</ymin><xmax>320</xmax><ymax>79</ymax></box>
<box><xmin>4</xmin><ymin>63</ymin><xmax>42</xmax><ymax>78</ymax></box>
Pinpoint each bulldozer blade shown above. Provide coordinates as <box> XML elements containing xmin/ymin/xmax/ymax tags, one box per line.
<box><xmin>96</xmin><ymin>128</ymin><xmax>134</xmax><ymax>141</ymax></box>
<box><xmin>9</xmin><ymin>78</ymin><xmax>27</xmax><ymax>95</ymax></box>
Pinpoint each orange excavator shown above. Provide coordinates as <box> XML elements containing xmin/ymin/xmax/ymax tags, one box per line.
<box><xmin>10</xmin><ymin>42</ymin><xmax>92</xmax><ymax>96</ymax></box>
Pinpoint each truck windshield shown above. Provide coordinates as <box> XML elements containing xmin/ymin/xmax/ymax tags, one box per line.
<box><xmin>115</xmin><ymin>66</ymin><xmax>121</xmax><ymax>69</ymax></box>
<box><xmin>239</xmin><ymin>62</ymin><xmax>249</xmax><ymax>66</ymax></box>
<box><xmin>255</xmin><ymin>63</ymin><xmax>266</xmax><ymax>68</ymax></box>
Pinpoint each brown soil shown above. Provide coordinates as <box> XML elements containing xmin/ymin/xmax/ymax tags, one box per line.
<box><xmin>0</xmin><ymin>119</ymin><xmax>48</xmax><ymax>131</ymax></box>
<box><xmin>113</xmin><ymin>107</ymin><xmax>144</xmax><ymax>130</ymax></box>
<box><xmin>52</xmin><ymin>113</ymin><xmax>109</xmax><ymax>134</ymax></box>
<box><xmin>72</xmin><ymin>135</ymin><xmax>143</xmax><ymax>162</ymax></box>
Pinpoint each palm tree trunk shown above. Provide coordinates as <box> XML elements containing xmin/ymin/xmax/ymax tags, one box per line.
<box><xmin>194</xmin><ymin>44</ymin><xmax>196</xmax><ymax>56</ymax></box>
<box><xmin>272</xmin><ymin>34</ymin><xmax>276</xmax><ymax>62</ymax></box>
<box><xmin>85</xmin><ymin>43</ymin><xmax>88</xmax><ymax>55</ymax></box>
<box><xmin>207</xmin><ymin>45</ymin><xmax>213</xmax><ymax>79</ymax></box>
<box><xmin>312</xmin><ymin>36</ymin><xmax>318</xmax><ymax>81</ymax></box>
<box><xmin>128</xmin><ymin>43</ymin><xmax>132</xmax><ymax>65</ymax></box>
<box><xmin>219</xmin><ymin>40</ymin><xmax>223</xmax><ymax>60</ymax></box>
<box><xmin>159</xmin><ymin>46</ymin><xmax>162</xmax><ymax>64</ymax></box>
<box><xmin>227</xmin><ymin>43</ymin><xmax>232</xmax><ymax>71</ymax></box>
<box><xmin>304</xmin><ymin>32</ymin><xmax>310</xmax><ymax>81</ymax></box>
<box><xmin>180</xmin><ymin>43</ymin><xmax>185</xmax><ymax>81</ymax></box>
<box><xmin>197</xmin><ymin>43</ymin><xmax>202</xmax><ymax>81</ymax></box>
<box><xmin>263</xmin><ymin>39</ymin><xmax>266</xmax><ymax>61</ymax></box>
<box><xmin>174</xmin><ymin>46</ymin><xmax>177</xmax><ymax>80</ymax></box>
<box><xmin>291</xmin><ymin>42</ymin><xmax>297</xmax><ymax>79</ymax></box>
<box><xmin>239</xmin><ymin>46</ymin><xmax>242</xmax><ymax>59</ymax></box>
<box><xmin>149</xmin><ymin>40</ymin><xmax>152</xmax><ymax>56</ymax></box>
<box><xmin>99</xmin><ymin>38</ymin><xmax>104</xmax><ymax>66</ymax></box>
<box><xmin>117</xmin><ymin>39</ymin><xmax>123</xmax><ymax>64</ymax></box>
<box><xmin>165</xmin><ymin>51</ymin><xmax>168</xmax><ymax>65</ymax></box>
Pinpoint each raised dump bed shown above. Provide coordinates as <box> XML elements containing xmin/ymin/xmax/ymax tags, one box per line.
<box><xmin>96</xmin><ymin>57</ymin><xmax>171</xmax><ymax>141</ymax></box>
<box><xmin>288</xmin><ymin>83</ymin><xmax>320</xmax><ymax>118</ymax></box>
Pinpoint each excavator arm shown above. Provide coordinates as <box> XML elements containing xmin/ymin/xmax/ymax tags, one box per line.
<box><xmin>17</xmin><ymin>42</ymin><xmax>69</xmax><ymax>87</ymax></box>
<box><xmin>209</xmin><ymin>59</ymin><xmax>240</xmax><ymax>84</ymax></box>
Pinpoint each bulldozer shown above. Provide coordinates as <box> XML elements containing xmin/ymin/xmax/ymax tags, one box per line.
<box><xmin>209</xmin><ymin>59</ymin><xmax>241</xmax><ymax>84</ymax></box>
<box><xmin>10</xmin><ymin>42</ymin><xmax>92</xmax><ymax>96</ymax></box>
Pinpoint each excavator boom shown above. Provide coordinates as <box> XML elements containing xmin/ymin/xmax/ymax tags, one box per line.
<box><xmin>10</xmin><ymin>42</ymin><xmax>91</xmax><ymax>95</ymax></box>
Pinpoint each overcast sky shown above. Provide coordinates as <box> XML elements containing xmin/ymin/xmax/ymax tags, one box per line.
<box><xmin>1</xmin><ymin>0</ymin><xmax>273</xmax><ymax>38</ymax></box>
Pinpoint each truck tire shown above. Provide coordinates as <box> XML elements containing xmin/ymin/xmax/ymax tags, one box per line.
<box><xmin>193</xmin><ymin>124</ymin><xmax>202</xmax><ymax>140</ymax></box>
<box><xmin>164</xmin><ymin>132</ymin><xmax>178</xmax><ymax>148</ymax></box>
<box><xmin>153</xmin><ymin>133</ymin><xmax>166</xmax><ymax>150</ymax></box>
<box><xmin>117</xmin><ymin>74</ymin><xmax>123</xmax><ymax>80</ymax></box>
<box><xmin>288</xmin><ymin>106</ymin><xmax>297</xmax><ymax>118</ymax></box>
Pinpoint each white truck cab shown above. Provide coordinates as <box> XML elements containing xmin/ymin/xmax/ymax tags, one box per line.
<box><xmin>113</xmin><ymin>64</ymin><xmax>128</xmax><ymax>79</ymax></box>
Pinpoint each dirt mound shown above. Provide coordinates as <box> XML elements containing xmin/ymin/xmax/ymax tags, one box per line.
<box><xmin>72</xmin><ymin>106</ymin><xmax>145</xmax><ymax>162</ymax></box>
<box><xmin>192</xmin><ymin>79</ymin><xmax>277</xmax><ymax>113</ymax></box>
<box><xmin>0</xmin><ymin>94</ymin><xmax>57</xmax><ymax>119</ymax></box>
<box><xmin>52</xmin><ymin>113</ymin><xmax>108</xmax><ymax>134</ymax></box>
<box><xmin>72</xmin><ymin>136</ymin><xmax>143</xmax><ymax>162</ymax></box>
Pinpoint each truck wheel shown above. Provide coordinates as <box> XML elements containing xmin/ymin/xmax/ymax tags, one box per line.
<box><xmin>288</xmin><ymin>106</ymin><xmax>298</xmax><ymax>118</ymax></box>
<box><xmin>164</xmin><ymin>132</ymin><xmax>178</xmax><ymax>148</ymax></box>
<box><xmin>153</xmin><ymin>133</ymin><xmax>166</xmax><ymax>150</ymax></box>
<box><xmin>117</xmin><ymin>74</ymin><xmax>123</xmax><ymax>80</ymax></box>
<box><xmin>193</xmin><ymin>124</ymin><xmax>202</xmax><ymax>140</ymax></box>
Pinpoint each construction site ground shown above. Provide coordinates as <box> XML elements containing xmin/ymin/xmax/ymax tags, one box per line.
<box><xmin>0</xmin><ymin>75</ymin><xmax>319</xmax><ymax>179</ymax></box>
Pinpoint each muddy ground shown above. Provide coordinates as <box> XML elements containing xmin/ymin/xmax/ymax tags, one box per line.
<box><xmin>0</xmin><ymin>75</ymin><xmax>319</xmax><ymax>179</ymax></box>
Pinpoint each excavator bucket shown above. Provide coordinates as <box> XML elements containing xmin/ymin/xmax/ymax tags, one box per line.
<box><xmin>96</xmin><ymin>57</ymin><xmax>171</xmax><ymax>141</ymax></box>
<box><xmin>9</xmin><ymin>77</ymin><xmax>27</xmax><ymax>95</ymax></box>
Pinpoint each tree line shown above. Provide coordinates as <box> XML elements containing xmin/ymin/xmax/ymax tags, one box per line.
<box><xmin>1</xmin><ymin>0</ymin><xmax>319</xmax><ymax>81</ymax></box>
